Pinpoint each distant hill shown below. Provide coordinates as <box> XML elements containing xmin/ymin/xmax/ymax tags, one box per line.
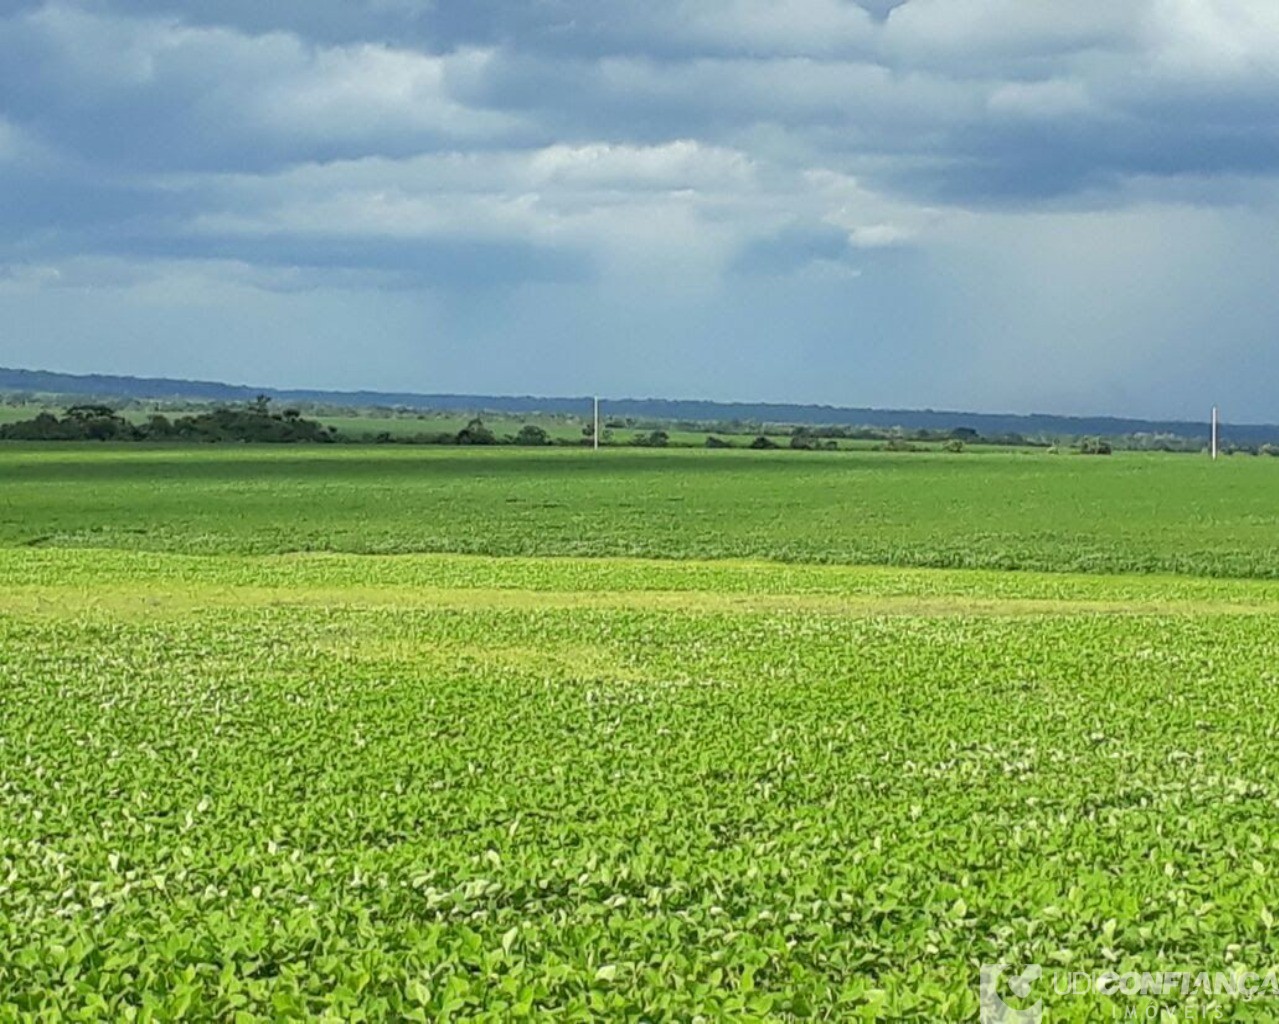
<box><xmin>1</xmin><ymin>365</ymin><xmax>1272</xmax><ymax>443</ymax></box>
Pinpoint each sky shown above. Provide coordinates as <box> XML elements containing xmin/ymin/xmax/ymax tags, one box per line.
<box><xmin>2</xmin><ymin>0</ymin><xmax>1278</xmax><ymax>420</ymax></box>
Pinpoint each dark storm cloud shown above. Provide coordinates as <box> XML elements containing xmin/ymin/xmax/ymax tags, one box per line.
<box><xmin>7</xmin><ymin>2</ymin><xmax>1279</xmax><ymax>196</ymax></box>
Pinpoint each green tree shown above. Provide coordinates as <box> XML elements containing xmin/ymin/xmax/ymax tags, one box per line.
<box><xmin>456</xmin><ymin>418</ymin><xmax>497</xmax><ymax>445</ymax></box>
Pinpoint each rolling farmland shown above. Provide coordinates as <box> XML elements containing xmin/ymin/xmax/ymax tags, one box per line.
<box><xmin>2</xmin><ymin>445</ymin><xmax>1279</xmax><ymax>1020</ymax></box>
<box><xmin>3</xmin><ymin>445</ymin><xmax>1279</xmax><ymax>575</ymax></box>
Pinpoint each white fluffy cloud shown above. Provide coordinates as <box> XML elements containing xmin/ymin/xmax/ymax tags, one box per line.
<box><xmin>168</xmin><ymin>140</ymin><xmax>921</xmax><ymax>289</ymax></box>
<box><xmin>3</xmin><ymin>4</ymin><xmax>521</xmax><ymax>166</ymax></box>
<box><xmin>1145</xmin><ymin>0</ymin><xmax>1279</xmax><ymax>78</ymax></box>
<box><xmin>880</xmin><ymin>1</ymin><xmax>1143</xmax><ymax>65</ymax></box>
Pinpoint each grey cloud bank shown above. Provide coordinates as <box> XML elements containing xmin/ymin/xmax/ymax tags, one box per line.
<box><xmin>2</xmin><ymin>0</ymin><xmax>1278</xmax><ymax>420</ymax></box>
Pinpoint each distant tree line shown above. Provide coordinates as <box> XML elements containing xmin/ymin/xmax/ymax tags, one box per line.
<box><xmin>0</xmin><ymin>400</ymin><xmax>336</xmax><ymax>443</ymax></box>
<box><xmin>6</xmin><ymin>402</ymin><xmax>1278</xmax><ymax>456</ymax></box>
<box><xmin>9</xmin><ymin>367</ymin><xmax>1279</xmax><ymax>445</ymax></box>
<box><xmin>371</xmin><ymin>419</ymin><xmax>672</xmax><ymax>448</ymax></box>
<box><xmin>371</xmin><ymin>419</ymin><xmax>567</xmax><ymax>446</ymax></box>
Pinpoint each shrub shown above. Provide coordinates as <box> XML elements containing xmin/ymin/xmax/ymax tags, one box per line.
<box><xmin>513</xmin><ymin>425</ymin><xmax>551</xmax><ymax>446</ymax></box>
<box><xmin>456</xmin><ymin>418</ymin><xmax>497</xmax><ymax>445</ymax></box>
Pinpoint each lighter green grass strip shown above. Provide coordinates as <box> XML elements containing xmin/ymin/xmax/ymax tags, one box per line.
<box><xmin>2</xmin><ymin>548</ymin><xmax>1278</xmax><ymax>619</ymax></box>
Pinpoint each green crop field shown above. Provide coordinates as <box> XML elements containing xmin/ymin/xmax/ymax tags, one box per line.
<box><xmin>2</xmin><ymin>444</ymin><xmax>1279</xmax><ymax>1020</ymax></box>
<box><xmin>2</xmin><ymin>445</ymin><xmax>1278</xmax><ymax>576</ymax></box>
<box><xmin>0</xmin><ymin>405</ymin><xmax>49</xmax><ymax>425</ymax></box>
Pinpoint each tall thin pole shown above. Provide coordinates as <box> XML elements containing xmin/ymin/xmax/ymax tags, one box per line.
<box><xmin>1211</xmin><ymin>406</ymin><xmax>1219</xmax><ymax>461</ymax></box>
<box><xmin>593</xmin><ymin>397</ymin><xmax>600</xmax><ymax>451</ymax></box>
